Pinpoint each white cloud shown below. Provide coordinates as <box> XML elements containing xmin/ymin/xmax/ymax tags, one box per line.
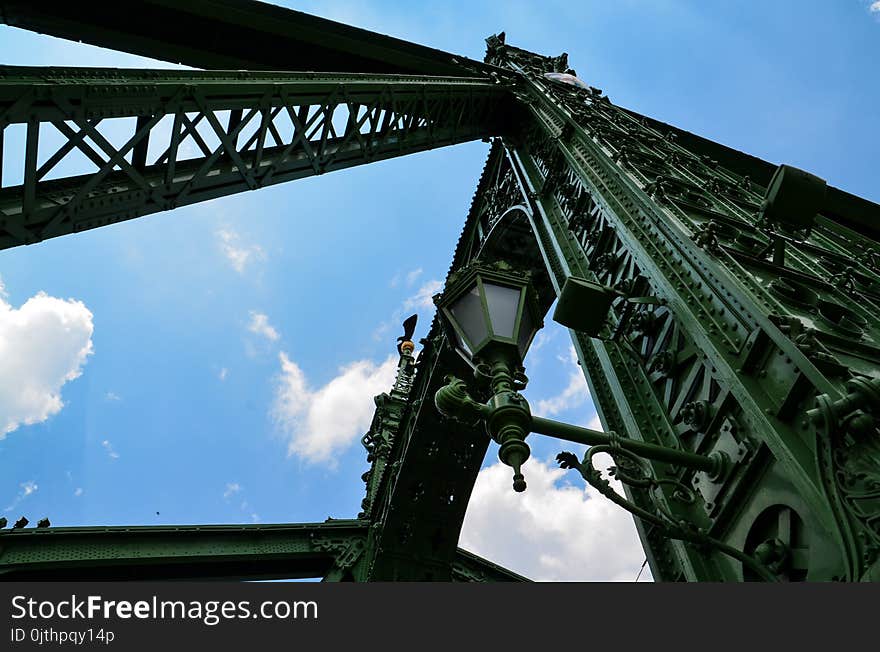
<box><xmin>405</xmin><ymin>268</ymin><xmax>423</xmax><ymax>286</ymax></box>
<box><xmin>239</xmin><ymin>498</ymin><xmax>259</xmax><ymax>523</ymax></box>
<box><xmin>222</xmin><ymin>483</ymin><xmax>258</xmax><ymax>521</ymax></box>
<box><xmin>871</xmin><ymin>2</ymin><xmax>880</xmax><ymax>13</ymax></box>
<box><xmin>5</xmin><ymin>480</ymin><xmax>38</xmax><ymax>513</ymax></box>
<box><xmin>223</xmin><ymin>482</ymin><xmax>241</xmax><ymax>499</ymax></box>
<box><xmin>273</xmin><ymin>352</ymin><xmax>398</xmax><ymax>465</ymax></box>
<box><xmin>73</xmin><ymin>487</ymin><xmax>84</xmax><ymax>497</ymax></box>
<box><xmin>105</xmin><ymin>391</ymin><xmax>121</xmax><ymax>402</ymax></box>
<box><xmin>460</xmin><ymin>458</ymin><xmax>648</xmax><ymax>581</ymax></box>
<box><xmin>390</xmin><ymin>268</ymin><xmax>425</xmax><ymax>289</ymax></box>
<box><xmin>0</xmin><ymin>283</ymin><xmax>94</xmax><ymax>437</ymax></box>
<box><xmin>402</xmin><ymin>279</ymin><xmax>442</xmax><ymax>312</ymax></box>
<box><xmin>247</xmin><ymin>311</ymin><xmax>280</xmax><ymax>342</ymax></box>
<box><xmin>101</xmin><ymin>440</ymin><xmax>120</xmax><ymax>460</ymax></box>
<box><xmin>374</xmin><ymin>277</ymin><xmax>442</xmax><ymax>344</ymax></box>
<box><xmin>219</xmin><ymin>367</ymin><xmax>228</xmax><ymax>381</ymax></box>
<box><xmin>535</xmin><ymin>346</ymin><xmax>589</xmax><ymax>416</ymax></box>
<box><xmin>217</xmin><ymin>229</ymin><xmax>266</xmax><ymax>274</ymax></box>
<box><xmin>530</xmin><ymin>329</ymin><xmax>556</xmax><ymax>353</ymax></box>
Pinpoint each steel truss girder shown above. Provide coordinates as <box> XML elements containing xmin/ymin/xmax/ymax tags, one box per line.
<box><xmin>0</xmin><ymin>66</ymin><xmax>511</xmax><ymax>250</ymax></box>
<box><xmin>0</xmin><ymin>520</ymin><xmax>525</xmax><ymax>582</ymax></box>
<box><xmin>0</xmin><ymin>520</ymin><xmax>366</xmax><ymax>581</ymax></box>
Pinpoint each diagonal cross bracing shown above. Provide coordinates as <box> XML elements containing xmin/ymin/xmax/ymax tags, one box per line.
<box><xmin>0</xmin><ymin>66</ymin><xmax>512</xmax><ymax>250</ymax></box>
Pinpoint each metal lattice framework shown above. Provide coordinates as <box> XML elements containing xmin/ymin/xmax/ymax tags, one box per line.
<box><xmin>0</xmin><ymin>67</ymin><xmax>509</xmax><ymax>248</ymax></box>
<box><xmin>1</xmin><ymin>1</ymin><xmax>878</xmax><ymax>582</ymax></box>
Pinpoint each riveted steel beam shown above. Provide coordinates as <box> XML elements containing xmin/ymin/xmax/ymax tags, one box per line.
<box><xmin>621</xmin><ymin>108</ymin><xmax>880</xmax><ymax>240</ymax></box>
<box><xmin>476</xmin><ymin>38</ymin><xmax>880</xmax><ymax>581</ymax></box>
<box><xmin>0</xmin><ymin>520</ymin><xmax>524</xmax><ymax>582</ymax></box>
<box><xmin>0</xmin><ymin>0</ymin><xmax>501</xmax><ymax>78</ymax></box>
<box><xmin>0</xmin><ymin>66</ymin><xmax>512</xmax><ymax>250</ymax></box>
<box><xmin>0</xmin><ymin>520</ymin><xmax>368</xmax><ymax>581</ymax></box>
<box><xmin>451</xmin><ymin>549</ymin><xmax>530</xmax><ymax>582</ymax></box>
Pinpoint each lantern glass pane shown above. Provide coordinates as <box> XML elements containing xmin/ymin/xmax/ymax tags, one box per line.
<box><xmin>450</xmin><ymin>284</ymin><xmax>488</xmax><ymax>348</ymax></box>
<box><xmin>484</xmin><ymin>283</ymin><xmax>521</xmax><ymax>339</ymax></box>
<box><xmin>518</xmin><ymin>303</ymin><xmax>535</xmax><ymax>356</ymax></box>
<box><xmin>456</xmin><ymin>330</ymin><xmax>473</xmax><ymax>357</ymax></box>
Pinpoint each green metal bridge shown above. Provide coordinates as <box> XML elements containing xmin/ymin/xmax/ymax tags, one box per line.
<box><xmin>1</xmin><ymin>1</ymin><xmax>878</xmax><ymax>582</ymax></box>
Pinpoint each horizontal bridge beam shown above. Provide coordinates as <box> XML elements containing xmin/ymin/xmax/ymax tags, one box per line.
<box><xmin>0</xmin><ymin>66</ymin><xmax>512</xmax><ymax>251</ymax></box>
<box><xmin>0</xmin><ymin>0</ymin><xmax>497</xmax><ymax>77</ymax></box>
<box><xmin>0</xmin><ymin>520</ymin><xmax>525</xmax><ymax>582</ymax></box>
<box><xmin>0</xmin><ymin>520</ymin><xmax>368</xmax><ymax>581</ymax></box>
<box><xmin>451</xmin><ymin>549</ymin><xmax>530</xmax><ymax>582</ymax></box>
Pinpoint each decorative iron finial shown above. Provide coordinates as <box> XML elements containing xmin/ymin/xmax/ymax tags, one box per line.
<box><xmin>396</xmin><ymin>314</ymin><xmax>418</xmax><ymax>355</ymax></box>
<box><xmin>392</xmin><ymin>314</ymin><xmax>418</xmax><ymax>399</ymax></box>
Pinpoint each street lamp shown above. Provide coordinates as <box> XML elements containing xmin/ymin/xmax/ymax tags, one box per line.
<box><xmin>434</xmin><ymin>261</ymin><xmax>543</xmax><ymax>492</ymax></box>
<box><xmin>436</xmin><ymin>260</ymin><xmax>542</xmax><ymax>367</ymax></box>
<box><xmin>433</xmin><ymin>261</ymin><xmax>778</xmax><ymax>579</ymax></box>
<box><xmin>435</xmin><ymin>260</ymin><xmax>725</xmax><ymax>492</ymax></box>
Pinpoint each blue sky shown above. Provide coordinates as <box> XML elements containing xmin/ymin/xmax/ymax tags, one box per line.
<box><xmin>1</xmin><ymin>1</ymin><xmax>878</xmax><ymax>581</ymax></box>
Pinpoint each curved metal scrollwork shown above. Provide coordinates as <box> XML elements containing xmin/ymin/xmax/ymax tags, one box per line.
<box><xmin>556</xmin><ymin>440</ymin><xmax>779</xmax><ymax>582</ymax></box>
<box><xmin>809</xmin><ymin>377</ymin><xmax>880</xmax><ymax>580</ymax></box>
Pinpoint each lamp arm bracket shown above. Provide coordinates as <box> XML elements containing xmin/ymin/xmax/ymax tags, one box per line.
<box><xmin>434</xmin><ymin>375</ymin><xmax>489</xmax><ymax>424</ymax></box>
<box><xmin>530</xmin><ymin>414</ymin><xmax>725</xmax><ymax>477</ymax></box>
<box><xmin>557</xmin><ymin>446</ymin><xmax>779</xmax><ymax>582</ymax></box>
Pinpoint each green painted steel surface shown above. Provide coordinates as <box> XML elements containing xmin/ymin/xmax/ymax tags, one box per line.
<box><xmin>0</xmin><ymin>1</ymin><xmax>878</xmax><ymax>582</ymax></box>
<box><xmin>460</xmin><ymin>36</ymin><xmax>880</xmax><ymax>580</ymax></box>
<box><xmin>0</xmin><ymin>519</ymin><xmax>523</xmax><ymax>581</ymax></box>
<box><xmin>0</xmin><ymin>520</ymin><xmax>368</xmax><ymax>581</ymax></box>
<box><xmin>0</xmin><ymin>66</ymin><xmax>510</xmax><ymax>249</ymax></box>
